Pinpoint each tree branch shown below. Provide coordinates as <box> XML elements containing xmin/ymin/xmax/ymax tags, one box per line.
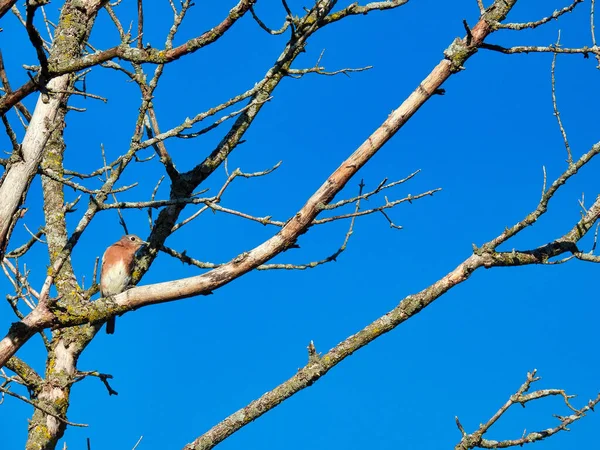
<box><xmin>455</xmin><ymin>369</ymin><xmax>600</xmax><ymax>449</ymax></box>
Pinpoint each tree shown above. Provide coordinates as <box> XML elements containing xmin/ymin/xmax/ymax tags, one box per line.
<box><xmin>0</xmin><ymin>0</ymin><xmax>598</xmax><ymax>449</ymax></box>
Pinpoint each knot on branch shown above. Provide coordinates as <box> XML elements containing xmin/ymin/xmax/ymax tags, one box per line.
<box><xmin>472</xmin><ymin>243</ymin><xmax>484</xmax><ymax>256</ymax></box>
<box><xmin>307</xmin><ymin>340</ymin><xmax>320</xmax><ymax>364</ymax></box>
<box><xmin>8</xmin><ymin>320</ymin><xmax>31</xmax><ymax>336</ymax></box>
<box><xmin>443</xmin><ymin>38</ymin><xmax>476</xmax><ymax>73</ymax></box>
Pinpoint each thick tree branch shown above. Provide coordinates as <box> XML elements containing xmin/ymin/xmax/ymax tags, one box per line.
<box><xmin>5</xmin><ymin>356</ymin><xmax>42</xmax><ymax>394</ymax></box>
<box><xmin>0</xmin><ymin>75</ymin><xmax>68</xmax><ymax>259</ymax></box>
<box><xmin>0</xmin><ymin>0</ymin><xmax>15</xmax><ymax>18</ymax></box>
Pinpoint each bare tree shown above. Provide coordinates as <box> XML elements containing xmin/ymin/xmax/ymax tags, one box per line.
<box><xmin>0</xmin><ymin>0</ymin><xmax>598</xmax><ymax>449</ymax></box>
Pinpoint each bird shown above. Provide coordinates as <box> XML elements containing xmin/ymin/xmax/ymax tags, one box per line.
<box><xmin>100</xmin><ymin>234</ymin><xmax>145</xmax><ymax>334</ymax></box>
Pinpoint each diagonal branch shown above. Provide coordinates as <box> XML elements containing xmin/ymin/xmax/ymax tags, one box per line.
<box><xmin>47</xmin><ymin>0</ymin><xmax>257</xmax><ymax>75</ymax></box>
<box><xmin>5</xmin><ymin>356</ymin><xmax>42</xmax><ymax>394</ymax></box>
<box><xmin>0</xmin><ymin>385</ymin><xmax>87</xmax><ymax>427</ymax></box>
<box><xmin>0</xmin><ymin>0</ymin><xmax>17</xmax><ymax>19</ymax></box>
<box><xmin>0</xmin><ymin>50</ymin><xmax>32</xmax><ymax>121</ymax></box>
<box><xmin>323</xmin><ymin>0</ymin><xmax>410</xmax><ymax>26</ymax></box>
<box><xmin>493</xmin><ymin>0</ymin><xmax>582</xmax><ymax>30</ymax></box>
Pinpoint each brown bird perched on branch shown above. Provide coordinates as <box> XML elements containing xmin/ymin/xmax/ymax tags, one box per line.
<box><xmin>101</xmin><ymin>235</ymin><xmax>145</xmax><ymax>334</ymax></box>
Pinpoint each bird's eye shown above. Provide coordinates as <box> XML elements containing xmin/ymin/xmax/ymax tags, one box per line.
<box><xmin>130</xmin><ymin>236</ymin><xmax>135</xmax><ymax>241</ymax></box>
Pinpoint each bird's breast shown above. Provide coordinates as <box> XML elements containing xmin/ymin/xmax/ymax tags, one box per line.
<box><xmin>100</xmin><ymin>260</ymin><xmax>131</xmax><ymax>296</ymax></box>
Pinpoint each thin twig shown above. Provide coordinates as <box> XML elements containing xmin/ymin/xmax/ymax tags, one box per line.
<box><xmin>0</xmin><ymin>386</ymin><xmax>87</xmax><ymax>427</ymax></box>
<box><xmin>494</xmin><ymin>0</ymin><xmax>583</xmax><ymax>30</ymax></box>
<box><xmin>550</xmin><ymin>31</ymin><xmax>573</xmax><ymax>165</ymax></box>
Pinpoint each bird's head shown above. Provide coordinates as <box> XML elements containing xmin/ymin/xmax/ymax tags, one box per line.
<box><xmin>118</xmin><ymin>234</ymin><xmax>147</xmax><ymax>252</ymax></box>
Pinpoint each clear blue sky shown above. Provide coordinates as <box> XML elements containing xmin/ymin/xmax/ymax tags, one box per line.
<box><xmin>1</xmin><ymin>1</ymin><xmax>599</xmax><ymax>449</ymax></box>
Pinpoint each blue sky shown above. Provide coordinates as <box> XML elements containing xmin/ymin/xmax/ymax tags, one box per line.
<box><xmin>1</xmin><ymin>0</ymin><xmax>599</xmax><ymax>449</ymax></box>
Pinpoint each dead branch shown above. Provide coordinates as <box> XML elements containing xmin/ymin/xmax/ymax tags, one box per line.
<box><xmin>455</xmin><ymin>370</ymin><xmax>600</xmax><ymax>449</ymax></box>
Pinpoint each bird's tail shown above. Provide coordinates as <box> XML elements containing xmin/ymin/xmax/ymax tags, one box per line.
<box><xmin>106</xmin><ymin>317</ymin><xmax>116</xmax><ymax>335</ymax></box>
